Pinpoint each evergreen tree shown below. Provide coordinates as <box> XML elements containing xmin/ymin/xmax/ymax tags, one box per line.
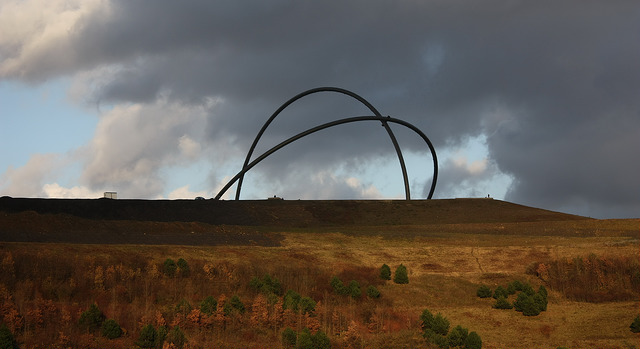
<box><xmin>432</xmin><ymin>313</ymin><xmax>450</xmax><ymax>336</ymax></box>
<box><xmin>79</xmin><ymin>303</ymin><xmax>106</xmax><ymax>332</ymax></box>
<box><xmin>493</xmin><ymin>285</ymin><xmax>508</xmax><ymax>299</ymax></box>
<box><xmin>367</xmin><ymin>285</ymin><xmax>381</xmax><ymax>299</ymax></box>
<box><xmin>394</xmin><ymin>264</ymin><xmax>409</xmax><ymax>284</ymax></box>
<box><xmin>630</xmin><ymin>316</ymin><xmax>640</xmax><ymax>333</ymax></box>
<box><xmin>284</xmin><ymin>290</ymin><xmax>301</xmax><ymax>311</ymax></box>
<box><xmin>420</xmin><ymin>309</ymin><xmax>435</xmax><ymax>330</ymax></box>
<box><xmin>229</xmin><ymin>295</ymin><xmax>245</xmax><ymax>314</ymax></box>
<box><xmin>199</xmin><ymin>296</ymin><xmax>217</xmax><ymax>315</ymax></box>
<box><xmin>282</xmin><ymin>327</ymin><xmax>297</xmax><ymax>348</ymax></box>
<box><xmin>176</xmin><ymin>258</ymin><xmax>190</xmax><ymax>277</ymax></box>
<box><xmin>313</xmin><ymin>330</ymin><xmax>331</xmax><ymax>349</ymax></box>
<box><xmin>101</xmin><ymin>319</ymin><xmax>122</xmax><ymax>339</ymax></box>
<box><xmin>520</xmin><ymin>295</ymin><xmax>541</xmax><ymax>316</ymax></box>
<box><xmin>296</xmin><ymin>328</ymin><xmax>313</xmax><ymax>349</ymax></box>
<box><xmin>299</xmin><ymin>297</ymin><xmax>316</xmax><ymax>315</ymax></box>
<box><xmin>447</xmin><ymin>325</ymin><xmax>469</xmax><ymax>348</ymax></box>
<box><xmin>330</xmin><ymin>276</ymin><xmax>348</xmax><ymax>295</ymax></box>
<box><xmin>163</xmin><ymin>258</ymin><xmax>177</xmax><ymax>277</ymax></box>
<box><xmin>476</xmin><ymin>285</ymin><xmax>492</xmax><ymax>298</ymax></box>
<box><xmin>380</xmin><ymin>264</ymin><xmax>392</xmax><ymax>280</ymax></box>
<box><xmin>348</xmin><ymin>280</ymin><xmax>361</xmax><ymax>299</ymax></box>
<box><xmin>465</xmin><ymin>331</ymin><xmax>482</xmax><ymax>349</ymax></box>
<box><xmin>533</xmin><ymin>293</ymin><xmax>547</xmax><ymax>312</ymax></box>
<box><xmin>167</xmin><ymin>326</ymin><xmax>187</xmax><ymax>349</ymax></box>
<box><xmin>513</xmin><ymin>292</ymin><xmax>529</xmax><ymax>312</ymax></box>
<box><xmin>156</xmin><ymin>326</ymin><xmax>168</xmax><ymax>348</ymax></box>
<box><xmin>493</xmin><ymin>296</ymin><xmax>513</xmax><ymax>310</ymax></box>
<box><xmin>0</xmin><ymin>324</ymin><xmax>18</xmax><ymax>349</ymax></box>
<box><xmin>135</xmin><ymin>324</ymin><xmax>157</xmax><ymax>348</ymax></box>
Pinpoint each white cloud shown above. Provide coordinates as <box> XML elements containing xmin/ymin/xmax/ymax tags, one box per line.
<box><xmin>167</xmin><ymin>185</ymin><xmax>207</xmax><ymax>199</ymax></box>
<box><xmin>0</xmin><ymin>153</ymin><xmax>60</xmax><ymax>197</ymax></box>
<box><xmin>42</xmin><ymin>183</ymin><xmax>102</xmax><ymax>198</ymax></box>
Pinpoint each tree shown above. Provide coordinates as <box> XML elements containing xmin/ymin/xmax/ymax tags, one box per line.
<box><xmin>135</xmin><ymin>324</ymin><xmax>157</xmax><ymax>348</ymax></box>
<box><xmin>163</xmin><ymin>259</ymin><xmax>177</xmax><ymax>277</ymax></box>
<box><xmin>176</xmin><ymin>258</ymin><xmax>190</xmax><ymax>277</ymax></box>
<box><xmin>465</xmin><ymin>331</ymin><xmax>482</xmax><ymax>349</ymax></box>
<box><xmin>0</xmin><ymin>324</ymin><xmax>18</xmax><ymax>349</ymax></box>
<box><xmin>447</xmin><ymin>325</ymin><xmax>469</xmax><ymax>348</ymax></box>
<box><xmin>330</xmin><ymin>276</ymin><xmax>348</xmax><ymax>295</ymax></box>
<box><xmin>282</xmin><ymin>327</ymin><xmax>297</xmax><ymax>348</ymax></box>
<box><xmin>420</xmin><ymin>309</ymin><xmax>435</xmax><ymax>330</ymax></box>
<box><xmin>492</xmin><ymin>285</ymin><xmax>508</xmax><ymax>299</ymax></box>
<box><xmin>476</xmin><ymin>285</ymin><xmax>492</xmax><ymax>298</ymax></box>
<box><xmin>299</xmin><ymin>297</ymin><xmax>316</xmax><ymax>315</ymax></box>
<box><xmin>348</xmin><ymin>280</ymin><xmax>361</xmax><ymax>299</ymax></box>
<box><xmin>630</xmin><ymin>316</ymin><xmax>640</xmax><ymax>333</ymax></box>
<box><xmin>367</xmin><ymin>285</ymin><xmax>381</xmax><ymax>299</ymax></box>
<box><xmin>493</xmin><ymin>296</ymin><xmax>513</xmax><ymax>310</ymax></box>
<box><xmin>297</xmin><ymin>328</ymin><xmax>313</xmax><ymax>349</ymax></box>
<box><xmin>380</xmin><ymin>264</ymin><xmax>391</xmax><ymax>280</ymax></box>
<box><xmin>156</xmin><ymin>326</ymin><xmax>168</xmax><ymax>348</ymax></box>
<box><xmin>284</xmin><ymin>290</ymin><xmax>301</xmax><ymax>311</ymax></box>
<box><xmin>226</xmin><ymin>295</ymin><xmax>245</xmax><ymax>315</ymax></box>
<box><xmin>432</xmin><ymin>313</ymin><xmax>450</xmax><ymax>336</ymax></box>
<box><xmin>167</xmin><ymin>326</ymin><xmax>187</xmax><ymax>349</ymax></box>
<box><xmin>199</xmin><ymin>296</ymin><xmax>217</xmax><ymax>315</ymax></box>
<box><xmin>101</xmin><ymin>319</ymin><xmax>122</xmax><ymax>339</ymax></box>
<box><xmin>79</xmin><ymin>303</ymin><xmax>105</xmax><ymax>332</ymax></box>
<box><xmin>313</xmin><ymin>330</ymin><xmax>331</xmax><ymax>349</ymax></box>
<box><xmin>393</xmin><ymin>264</ymin><xmax>409</xmax><ymax>284</ymax></box>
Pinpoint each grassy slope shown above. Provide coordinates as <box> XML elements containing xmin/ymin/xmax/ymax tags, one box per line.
<box><xmin>1</xmin><ymin>198</ymin><xmax>638</xmax><ymax>348</ymax></box>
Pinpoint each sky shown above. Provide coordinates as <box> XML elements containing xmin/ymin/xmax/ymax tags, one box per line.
<box><xmin>1</xmin><ymin>0</ymin><xmax>639</xmax><ymax>219</ymax></box>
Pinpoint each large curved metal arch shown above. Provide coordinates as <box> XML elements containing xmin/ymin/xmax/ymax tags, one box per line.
<box><xmin>215</xmin><ymin>115</ymin><xmax>438</xmax><ymax>201</ymax></box>
<box><xmin>235</xmin><ymin>87</ymin><xmax>411</xmax><ymax>200</ymax></box>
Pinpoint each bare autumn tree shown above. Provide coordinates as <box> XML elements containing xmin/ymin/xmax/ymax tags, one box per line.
<box><xmin>250</xmin><ymin>294</ymin><xmax>268</xmax><ymax>327</ymax></box>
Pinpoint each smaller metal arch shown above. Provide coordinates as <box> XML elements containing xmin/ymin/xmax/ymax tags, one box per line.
<box><xmin>214</xmin><ymin>116</ymin><xmax>438</xmax><ymax>201</ymax></box>
<box><xmin>235</xmin><ymin>87</ymin><xmax>411</xmax><ymax>200</ymax></box>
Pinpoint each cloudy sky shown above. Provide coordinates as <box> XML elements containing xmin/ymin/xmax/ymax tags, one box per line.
<box><xmin>1</xmin><ymin>0</ymin><xmax>639</xmax><ymax>218</ymax></box>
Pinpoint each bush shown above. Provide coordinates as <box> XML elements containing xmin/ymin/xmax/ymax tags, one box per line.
<box><xmin>163</xmin><ymin>258</ymin><xmax>177</xmax><ymax>277</ymax></box>
<box><xmin>348</xmin><ymin>280</ymin><xmax>361</xmax><ymax>299</ymax></box>
<box><xmin>508</xmin><ymin>280</ymin><xmax>523</xmax><ymax>294</ymax></box>
<box><xmin>380</xmin><ymin>264</ymin><xmax>391</xmax><ymax>280</ymax></box>
<box><xmin>493</xmin><ymin>296</ymin><xmax>513</xmax><ymax>310</ymax></box>
<box><xmin>520</xmin><ymin>295</ymin><xmax>541</xmax><ymax>316</ymax></box>
<box><xmin>630</xmin><ymin>315</ymin><xmax>640</xmax><ymax>333</ymax></box>
<box><xmin>476</xmin><ymin>285</ymin><xmax>492</xmax><ymax>298</ymax></box>
<box><xmin>424</xmin><ymin>329</ymin><xmax>449</xmax><ymax>349</ymax></box>
<box><xmin>367</xmin><ymin>285</ymin><xmax>381</xmax><ymax>299</ymax></box>
<box><xmin>101</xmin><ymin>319</ymin><xmax>122</xmax><ymax>339</ymax></box>
<box><xmin>282</xmin><ymin>327</ymin><xmax>296</xmax><ymax>347</ymax></box>
<box><xmin>176</xmin><ymin>258</ymin><xmax>190</xmax><ymax>277</ymax></box>
<box><xmin>0</xmin><ymin>324</ymin><xmax>18</xmax><ymax>349</ymax></box>
<box><xmin>199</xmin><ymin>296</ymin><xmax>217</xmax><ymax>315</ymax></box>
<box><xmin>79</xmin><ymin>303</ymin><xmax>105</xmax><ymax>332</ymax></box>
<box><xmin>465</xmin><ymin>331</ymin><xmax>482</xmax><ymax>349</ymax></box>
<box><xmin>393</xmin><ymin>264</ymin><xmax>409</xmax><ymax>284</ymax></box>
<box><xmin>135</xmin><ymin>324</ymin><xmax>157</xmax><ymax>348</ymax></box>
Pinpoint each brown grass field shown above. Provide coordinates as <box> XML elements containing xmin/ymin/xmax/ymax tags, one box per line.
<box><xmin>0</xmin><ymin>197</ymin><xmax>638</xmax><ymax>348</ymax></box>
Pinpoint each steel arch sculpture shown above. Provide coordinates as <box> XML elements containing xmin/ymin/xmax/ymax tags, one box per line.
<box><xmin>214</xmin><ymin>87</ymin><xmax>438</xmax><ymax>201</ymax></box>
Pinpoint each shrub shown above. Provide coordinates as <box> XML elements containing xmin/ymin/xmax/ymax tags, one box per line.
<box><xmin>380</xmin><ymin>264</ymin><xmax>391</xmax><ymax>280</ymax></box>
<box><xmin>199</xmin><ymin>296</ymin><xmax>217</xmax><ymax>315</ymax></box>
<box><xmin>508</xmin><ymin>280</ymin><xmax>523</xmax><ymax>294</ymax></box>
<box><xmin>520</xmin><ymin>295</ymin><xmax>541</xmax><ymax>316</ymax></box>
<box><xmin>533</xmin><ymin>292</ymin><xmax>547</xmax><ymax>312</ymax></box>
<box><xmin>424</xmin><ymin>329</ymin><xmax>449</xmax><ymax>349</ymax></box>
<box><xmin>465</xmin><ymin>331</ymin><xmax>482</xmax><ymax>349</ymax></box>
<box><xmin>630</xmin><ymin>315</ymin><xmax>640</xmax><ymax>333</ymax></box>
<box><xmin>393</xmin><ymin>264</ymin><xmax>409</xmax><ymax>284</ymax></box>
<box><xmin>447</xmin><ymin>325</ymin><xmax>469</xmax><ymax>348</ymax></box>
<box><xmin>135</xmin><ymin>324</ymin><xmax>157</xmax><ymax>348</ymax></box>
<box><xmin>521</xmin><ymin>283</ymin><xmax>535</xmax><ymax>296</ymax></box>
<box><xmin>0</xmin><ymin>324</ymin><xmax>18</xmax><ymax>349</ymax></box>
<box><xmin>282</xmin><ymin>327</ymin><xmax>296</xmax><ymax>348</ymax></box>
<box><xmin>493</xmin><ymin>296</ymin><xmax>513</xmax><ymax>310</ymax></box>
<box><xmin>492</xmin><ymin>285</ymin><xmax>508</xmax><ymax>299</ymax></box>
<box><xmin>79</xmin><ymin>303</ymin><xmax>105</xmax><ymax>332</ymax></box>
<box><xmin>513</xmin><ymin>292</ymin><xmax>528</xmax><ymax>312</ymax></box>
<box><xmin>476</xmin><ymin>285</ymin><xmax>492</xmax><ymax>298</ymax></box>
<box><xmin>163</xmin><ymin>258</ymin><xmax>177</xmax><ymax>277</ymax></box>
<box><xmin>348</xmin><ymin>280</ymin><xmax>361</xmax><ymax>299</ymax></box>
<box><xmin>101</xmin><ymin>319</ymin><xmax>122</xmax><ymax>339</ymax></box>
<box><xmin>367</xmin><ymin>285</ymin><xmax>381</xmax><ymax>299</ymax></box>
<box><xmin>176</xmin><ymin>258</ymin><xmax>190</xmax><ymax>277</ymax></box>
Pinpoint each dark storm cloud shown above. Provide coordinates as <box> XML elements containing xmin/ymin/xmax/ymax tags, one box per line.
<box><xmin>2</xmin><ymin>0</ymin><xmax>639</xmax><ymax>217</ymax></box>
